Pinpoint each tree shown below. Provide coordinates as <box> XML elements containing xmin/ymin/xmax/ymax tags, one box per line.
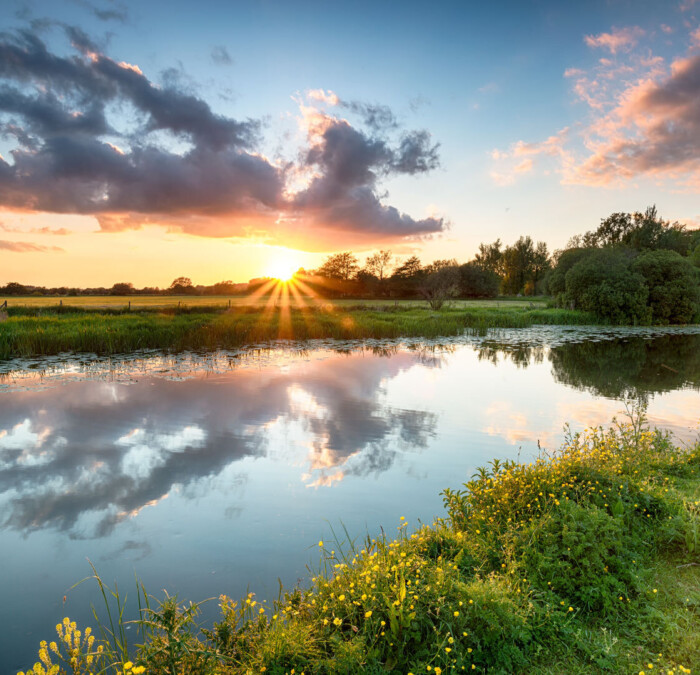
<box><xmin>316</xmin><ymin>252</ymin><xmax>359</xmax><ymax>280</ymax></box>
<box><xmin>546</xmin><ymin>248</ymin><xmax>592</xmax><ymax>299</ymax></box>
<box><xmin>110</xmin><ymin>282</ymin><xmax>134</xmax><ymax>295</ymax></box>
<box><xmin>424</xmin><ymin>258</ymin><xmax>459</xmax><ymax>274</ymax></box>
<box><xmin>392</xmin><ymin>256</ymin><xmax>423</xmax><ymax>279</ymax></box>
<box><xmin>389</xmin><ymin>256</ymin><xmax>424</xmax><ymax>298</ymax></box>
<box><xmin>458</xmin><ymin>263</ymin><xmax>499</xmax><ymax>298</ymax></box>
<box><xmin>531</xmin><ymin>242</ymin><xmax>551</xmax><ymax>293</ymax></box>
<box><xmin>473</xmin><ymin>240</ymin><xmax>504</xmax><ymax>276</ymax></box>
<box><xmin>419</xmin><ymin>265</ymin><xmax>460</xmax><ymax>310</ymax></box>
<box><xmin>169</xmin><ymin>277</ymin><xmax>196</xmax><ymax>294</ymax></box>
<box><xmin>501</xmin><ymin>236</ymin><xmax>535</xmax><ymax>295</ymax></box>
<box><xmin>364</xmin><ymin>250</ymin><xmax>393</xmax><ymax>281</ymax></box>
<box><xmin>2</xmin><ymin>282</ymin><xmax>28</xmax><ymax>295</ymax></box>
<box><xmin>582</xmin><ymin>205</ymin><xmax>692</xmax><ymax>254</ymax></box>
<box><xmin>630</xmin><ymin>250</ymin><xmax>699</xmax><ymax>324</ymax></box>
<box><xmin>585</xmin><ymin>212</ymin><xmax>634</xmax><ymax>248</ymax></box>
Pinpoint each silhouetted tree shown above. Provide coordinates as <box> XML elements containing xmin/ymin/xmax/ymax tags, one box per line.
<box><xmin>110</xmin><ymin>282</ymin><xmax>134</xmax><ymax>295</ymax></box>
<box><xmin>169</xmin><ymin>277</ymin><xmax>196</xmax><ymax>294</ymax></box>
<box><xmin>317</xmin><ymin>252</ymin><xmax>359</xmax><ymax>280</ymax></box>
<box><xmin>364</xmin><ymin>250</ymin><xmax>393</xmax><ymax>281</ymax></box>
<box><xmin>473</xmin><ymin>240</ymin><xmax>505</xmax><ymax>277</ymax></box>
<box><xmin>2</xmin><ymin>282</ymin><xmax>28</xmax><ymax>295</ymax></box>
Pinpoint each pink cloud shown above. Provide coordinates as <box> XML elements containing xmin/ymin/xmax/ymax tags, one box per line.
<box><xmin>569</xmin><ymin>53</ymin><xmax>700</xmax><ymax>187</ymax></box>
<box><xmin>306</xmin><ymin>89</ymin><xmax>340</xmax><ymax>106</ymax></box>
<box><xmin>584</xmin><ymin>26</ymin><xmax>645</xmax><ymax>54</ymax></box>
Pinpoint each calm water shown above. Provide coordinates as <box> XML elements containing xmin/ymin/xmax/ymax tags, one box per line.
<box><xmin>1</xmin><ymin>327</ymin><xmax>699</xmax><ymax>669</ymax></box>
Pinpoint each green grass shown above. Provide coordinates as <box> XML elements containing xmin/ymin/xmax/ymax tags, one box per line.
<box><xmin>20</xmin><ymin>411</ymin><xmax>700</xmax><ymax>674</ymax></box>
<box><xmin>0</xmin><ymin>303</ymin><xmax>595</xmax><ymax>359</ymax></box>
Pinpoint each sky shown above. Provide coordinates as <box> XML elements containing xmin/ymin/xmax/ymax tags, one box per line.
<box><xmin>0</xmin><ymin>0</ymin><xmax>699</xmax><ymax>287</ymax></box>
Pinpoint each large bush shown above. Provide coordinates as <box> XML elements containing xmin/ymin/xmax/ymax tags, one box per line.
<box><xmin>563</xmin><ymin>248</ymin><xmax>649</xmax><ymax>324</ymax></box>
<box><xmin>458</xmin><ymin>262</ymin><xmax>500</xmax><ymax>297</ymax></box>
<box><xmin>630</xmin><ymin>249</ymin><xmax>700</xmax><ymax>324</ymax></box>
<box><xmin>546</xmin><ymin>247</ymin><xmax>592</xmax><ymax>298</ymax></box>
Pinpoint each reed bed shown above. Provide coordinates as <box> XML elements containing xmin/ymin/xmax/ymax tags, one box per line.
<box><xmin>0</xmin><ymin>305</ymin><xmax>597</xmax><ymax>359</ymax></box>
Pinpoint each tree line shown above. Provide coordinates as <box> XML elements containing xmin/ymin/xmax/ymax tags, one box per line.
<box><xmin>3</xmin><ymin>205</ymin><xmax>699</xmax><ymax>322</ymax></box>
<box><xmin>303</xmin><ymin>235</ymin><xmax>553</xmax><ymax>308</ymax></box>
<box><xmin>0</xmin><ymin>277</ymin><xmax>250</xmax><ymax>298</ymax></box>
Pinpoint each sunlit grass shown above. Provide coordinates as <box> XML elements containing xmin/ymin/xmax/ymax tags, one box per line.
<box><xmin>0</xmin><ymin>299</ymin><xmax>597</xmax><ymax>360</ymax></box>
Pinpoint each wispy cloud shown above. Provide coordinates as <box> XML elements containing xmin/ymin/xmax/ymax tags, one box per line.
<box><xmin>211</xmin><ymin>45</ymin><xmax>233</xmax><ymax>66</ymax></box>
<box><xmin>0</xmin><ymin>240</ymin><xmax>64</xmax><ymax>252</ymax></box>
<box><xmin>0</xmin><ymin>224</ymin><xmax>72</xmax><ymax>235</ymax></box>
<box><xmin>584</xmin><ymin>26</ymin><xmax>645</xmax><ymax>54</ymax></box>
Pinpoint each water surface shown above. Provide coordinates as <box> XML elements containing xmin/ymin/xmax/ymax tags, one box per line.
<box><xmin>1</xmin><ymin>327</ymin><xmax>698</xmax><ymax>669</ymax></box>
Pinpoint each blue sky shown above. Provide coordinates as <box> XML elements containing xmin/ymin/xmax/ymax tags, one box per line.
<box><xmin>0</xmin><ymin>0</ymin><xmax>699</xmax><ymax>286</ymax></box>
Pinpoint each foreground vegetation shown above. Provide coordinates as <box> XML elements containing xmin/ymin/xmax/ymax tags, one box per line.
<box><xmin>20</xmin><ymin>412</ymin><xmax>700</xmax><ymax>674</ymax></box>
<box><xmin>0</xmin><ymin>303</ymin><xmax>592</xmax><ymax>359</ymax></box>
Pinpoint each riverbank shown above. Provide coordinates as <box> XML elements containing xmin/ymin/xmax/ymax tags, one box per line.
<box><xmin>0</xmin><ymin>304</ymin><xmax>597</xmax><ymax>359</ymax></box>
<box><xmin>20</xmin><ymin>413</ymin><xmax>700</xmax><ymax>674</ymax></box>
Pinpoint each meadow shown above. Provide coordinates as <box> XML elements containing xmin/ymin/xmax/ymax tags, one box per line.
<box><xmin>18</xmin><ymin>411</ymin><xmax>700</xmax><ymax>674</ymax></box>
<box><xmin>0</xmin><ymin>295</ymin><xmax>549</xmax><ymax>310</ymax></box>
<box><xmin>0</xmin><ymin>298</ymin><xmax>591</xmax><ymax>359</ymax></box>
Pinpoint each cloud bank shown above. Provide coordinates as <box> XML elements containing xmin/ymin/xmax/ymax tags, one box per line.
<box><xmin>0</xmin><ymin>28</ymin><xmax>444</xmax><ymax>249</ymax></box>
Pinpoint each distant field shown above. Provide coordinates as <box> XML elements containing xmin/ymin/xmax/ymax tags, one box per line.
<box><xmin>1</xmin><ymin>295</ymin><xmax>549</xmax><ymax>309</ymax></box>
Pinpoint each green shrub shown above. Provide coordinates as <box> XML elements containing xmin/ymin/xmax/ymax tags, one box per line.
<box><xmin>512</xmin><ymin>500</ymin><xmax>644</xmax><ymax>616</ymax></box>
<box><xmin>630</xmin><ymin>249</ymin><xmax>700</xmax><ymax>324</ymax></box>
<box><xmin>563</xmin><ymin>248</ymin><xmax>649</xmax><ymax>323</ymax></box>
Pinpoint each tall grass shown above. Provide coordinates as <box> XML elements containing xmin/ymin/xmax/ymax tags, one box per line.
<box><xmin>19</xmin><ymin>410</ymin><xmax>700</xmax><ymax>674</ymax></box>
<box><xmin>0</xmin><ymin>305</ymin><xmax>598</xmax><ymax>359</ymax></box>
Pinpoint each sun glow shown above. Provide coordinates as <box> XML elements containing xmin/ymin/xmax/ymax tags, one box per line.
<box><xmin>265</xmin><ymin>249</ymin><xmax>303</xmax><ymax>282</ymax></box>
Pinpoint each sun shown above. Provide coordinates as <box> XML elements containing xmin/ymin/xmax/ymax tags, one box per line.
<box><xmin>265</xmin><ymin>251</ymin><xmax>300</xmax><ymax>282</ymax></box>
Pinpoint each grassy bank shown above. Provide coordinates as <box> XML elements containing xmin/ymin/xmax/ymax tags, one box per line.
<box><xmin>0</xmin><ymin>304</ymin><xmax>595</xmax><ymax>359</ymax></box>
<box><xmin>20</xmin><ymin>413</ymin><xmax>700</xmax><ymax>674</ymax></box>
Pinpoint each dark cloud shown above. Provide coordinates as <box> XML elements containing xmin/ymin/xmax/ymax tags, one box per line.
<box><xmin>340</xmin><ymin>100</ymin><xmax>397</xmax><ymax>131</ymax></box>
<box><xmin>211</xmin><ymin>45</ymin><xmax>233</xmax><ymax>66</ymax></box>
<box><xmin>0</xmin><ymin>239</ymin><xmax>64</xmax><ymax>252</ymax></box>
<box><xmin>70</xmin><ymin>0</ymin><xmax>128</xmax><ymax>23</ymax></box>
<box><xmin>0</xmin><ymin>27</ymin><xmax>444</xmax><ymax>245</ymax></box>
<box><xmin>392</xmin><ymin>130</ymin><xmax>441</xmax><ymax>174</ymax></box>
<box><xmin>291</xmin><ymin>115</ymin><xmax>443</xmax><ymax>244</ymax></box>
